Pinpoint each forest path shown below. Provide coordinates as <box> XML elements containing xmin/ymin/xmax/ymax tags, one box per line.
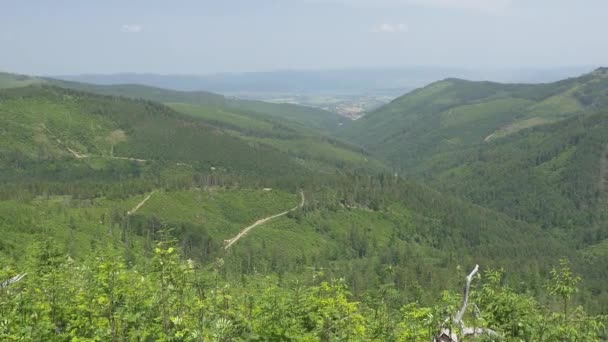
<box><xmin>224</xmin><ymin>191</ymin><xmax>305</xmax><ymax>250</ymax></box>
<box><xmin>66</xmin><ymin>147</ymin><xmax>88</xmax><ymax>159</ymax></box>
<box><xmin>65</xmin><ymin>146</ymin><xmax>148</xmax><ymax>163</ymax></box>
<box><xmin>111</xmin><ymin>156</ymin><xmax>148</xmax><ymax>162</ymax></box>
<box><xmin>127</xmin><ymin>190</ymin><xmax>157</xmax><ymax>216</ymax></box>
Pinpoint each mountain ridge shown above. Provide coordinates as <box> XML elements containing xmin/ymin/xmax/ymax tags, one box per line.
<box><xmin>339</xmin><ymin>67</ymin><xmax>608</xmax><ymax>169</ymax></box>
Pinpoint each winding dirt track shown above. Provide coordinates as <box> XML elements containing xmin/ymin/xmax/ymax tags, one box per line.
<box><xmin>127</xmin><ymin>190</ymin><xmax>157</xmax><ymax>215</ymax></box>
<box><xmin>224</xmin><ymin>191</ymin><xmax>305</xmax><ymax>250</ymax></box>
<box><xmin>66</xmin><ymin>147</ymin><xmax>88</xmax><ymax>159</ymax></box>
<box><xmin>66</xmin><ymin>147</ymin><xmax>148</xmax><ymax>163</ymax></box>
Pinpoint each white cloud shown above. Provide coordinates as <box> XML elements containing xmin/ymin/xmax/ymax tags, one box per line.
<box><xmin>372</xmin><ymin>23</ymin><xmax>409</xmax><ymax>33</ymax></box>
<box><xmin>407</xmin><ymin>0</ymin><xmax>511</xmax><ymax>12</ymax></box>
<box><xmin>121</xmin><ymin>24</ymin><xmax>143</xmax><ymax>33</ymax></box>
<box><xmin>303</xmin><ymin>0</ymin><xmax>512</xmax><ymax>13</ymax></box>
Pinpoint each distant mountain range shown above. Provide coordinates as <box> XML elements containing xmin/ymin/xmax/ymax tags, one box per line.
<box><xmin>52</xmin><ymin>66</ymin><xmax>595</xmax><ymax>95</ymax></box>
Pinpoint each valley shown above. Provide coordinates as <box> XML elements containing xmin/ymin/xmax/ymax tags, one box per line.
<box><xmin>1</xmin><ymin>69</ymin><xmax>607</xmax><ymax>340</ymax></box>
<box><xmin>4</xmin><ymin>1</ymin><xmax>608</xmax><ymax>339</ymax></box>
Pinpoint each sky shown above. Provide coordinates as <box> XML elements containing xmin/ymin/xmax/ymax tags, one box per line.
<box><xmin>1</xmin><ymin>0</ymin><xmax>607</xmax><ymax>75</ymax></box>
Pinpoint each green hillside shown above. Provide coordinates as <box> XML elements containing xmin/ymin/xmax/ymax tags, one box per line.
<box><xmin>409</xmin><ymin>109</ymin><xmax>608</xmax><ymax>236</ymax></box>
<box><xmin>2</xmin><ymin>170</ymin><xmax>604</xmax><ymax>339</ymax></box>
<box><xmin>167</xmin><ymin>102</ymin><xmax>381</xmax><ymax>172</ymax></box>
<box><xmin>45</xmin><ymin>77</ymin><xmax>345</xmax><ymax>132</ymax></box>
<box><xmin>222</xmin><ymin>98</ymin><xmax>345</xmax><ymax>133</ymax></box>
<box><xmin>49</xmin><ymin>80</ymin><xmax>227</xmax><ymax>105</ymax></box>
<box><xmin>3</xmin><ymin>72</ymin><xmax>345</xmax><ymax>131</ymax></box>
<box><xmin>1</xmin><ymin>73</ymin><xmax>606</xmax><ymax>339</ymax></box>
<box><xmin>340</xmin><ymin>67</ymin><xmax>608</xmax><ymax>169</ymax></box>
<box><xmin>0</xmin><ymin>85</ymin><xmax>307</xmax><ymax>180</ymax></box>
<box><xmin>0</xmin><ymin>83</ymin><xmax>565</xmax><ymax>288</ymax></box>
<box><xmin>338</xmin><ymin>68</ymin><xmax>608</xmax><ymax>231</ymax></box>
<box><xmin>0</xmin><ymin>166</ymin><xmax>576</xmax><ymax>309</ymax></box>
<box><xmin>0</xmin><ymin>72</ymin><xmax>44</xmax><ymax>89</ymax></box>
<box><xmin>0</xmin><ymin>73</ymin><xmax>371</xmax><ymax>172</ymax></box>
<box><xmin>333</xmin><ymin>70</ymin><xmax>608</xmax><ymax>309</ymax></box>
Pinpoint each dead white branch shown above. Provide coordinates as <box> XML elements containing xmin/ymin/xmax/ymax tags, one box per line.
<box><xmin>434</xmin><ymin>265</ymin><xmax>499</xmax><ymax>342</ymax></box>
<box><xmin>0</xmin><ymin>273</ymin><xmax>27</xmax><ymax>289</ymax></box>
<box><xmin>455</xmin><ymin>264</ymin><xmax>479</xmax><ymax>324</ymax></box>
<box><xmin>462</xmin><ymin>327</ymin><xmax>499</xmax><ymax>338</ymax></box>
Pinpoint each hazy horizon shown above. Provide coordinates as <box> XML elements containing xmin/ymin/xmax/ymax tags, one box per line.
<box><xmin>51</xmin><ymin>65</ymin><xmax>597</xmax><ymax>97</ymax></box>
<box><xmin>48</xmin><ymin>64</ymin><xmax>599</xmax><ymax>78</ymax></box>
<box><xmin>2</xmin><ymin>0</ymin><xmax>607</xmax><ymax>75</ymax></box>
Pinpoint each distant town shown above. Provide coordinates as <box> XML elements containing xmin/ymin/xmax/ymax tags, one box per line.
<box><xmin>237</xmin><ymin>93</ymin><xmax>398</xmax><ymax>120</ymax></box>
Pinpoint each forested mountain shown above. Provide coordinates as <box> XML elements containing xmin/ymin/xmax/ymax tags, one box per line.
<box><xmin>1</xmin><ymin>72</ymin><xmax>345</xmax><ymax>132</ymax></box>
<box><xmin>0</xmin><ymin>85</ymin><xmax>306</xmax><ymax>180</ymax></box>
<box><xmin>1</xmin><ymin>72</ymin><xmax>606</xmax><ymax>340</ymax></box>
<box><xmin>398</xmin><ymin>109</ymin><xmax>608</xmax><ymax>295</ymax></box>
<box><xmin>51</xmin><ymin>80</ymin><xmax>344</xmax><ymax>133</ymax></box>
<box><xmin>44</xmin><ymin>75</ymin><xmax>345</xmax><ymax>133</ymax></box>
<box><xmin>411</xmin><ymin>109</ymin><xmax>608</xmax><ymax>231</ymax></box>
<box><xmin>0</xmin><ymin>79</ymin><xmax>568</xmax><ymax>298</ymax></box>
<box><xmin>335</xmin><ymin>69</ymin><xmax>608</xmax><ymax>321</ymax></box>
<box><xmin>0</xmin><ymin>73</ymin><xmax>373</xmax><ymax>174</ymax></box>
<box><xmin>339</xmin><ymin>67</ymin><xmax>608</xmax><ymax>169</ymax></box>
<box><xmin>339</xmin><ymin>68</ymin><xmax>608</xmax><ymax>231</ymax></box>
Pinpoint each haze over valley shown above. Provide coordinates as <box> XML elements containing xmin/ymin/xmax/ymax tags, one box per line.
<box><xmin>55</xmin><ymin>66</ymin><xmax>595</xmax><ymax>119</ymax></box>
<box><xmin>1</xmin><ymin>1</ymin><xmax>608</xmax><ymax>340</ymax></box>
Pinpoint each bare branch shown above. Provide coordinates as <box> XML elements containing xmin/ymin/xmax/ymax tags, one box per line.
<box><xmin>0</xmin><ymin>273</ymin><xmax>27</xmax><ymax>289</ymax></box>
<box><xmin>462</xmin><ymin>327</ymin><xmax>499</xmax><ymax>337</ymax></box>
<box><xmin>454</xmin><ymin>264</ymin><xmax>479</xmax><ymax>324</ymax></box>
<box><xmin>434</xmin><ymin>265</ymin><xmax>499</xmax><ymax>342</ymax></box>
<box><xmin>435</xmin><ymin>328</ymin><xmax>459</xmax><ymax>342</ymax></box>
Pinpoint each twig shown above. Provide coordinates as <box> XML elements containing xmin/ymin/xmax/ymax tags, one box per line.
<box><xmin>454</xmin><ymin>264</ymin><xmax>479</xmax><ymax>324</ymax></box>
<box><xmin>434</xmin><ymin>265</ymin><xmax>499</xmax><ymax>342</ymax></box>
<box><xmin>0</xmin><ymin>273</ymin><xmax>27</xmax><ymax>289</ymax></box>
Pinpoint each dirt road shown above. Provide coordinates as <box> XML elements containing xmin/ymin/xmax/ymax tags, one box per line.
<box><xmin>127</xmin><ymin>190</ymin><xmax>157</xmax><ymax>215</ymax></box>
<box><xmin>224</xmin><ymin>191</ymin><xmax>305</xmax><ymax>249</ymax></box>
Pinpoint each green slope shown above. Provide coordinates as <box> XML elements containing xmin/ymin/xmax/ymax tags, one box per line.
<box><xmin>0</xmin><ymin>174</ymin><xmax>571</xmax><ymax>306</ymax></box>
<box><xmin>0</xmin><ymin>85</ymin><xmax>312</xmax><ymax>186</ymax></box>
<box><xmin>47</xmin><ymin>79</ymin><xmax>227</xmax><ymax>105</ymax></box>
<box><xmin>3</xmin><ymin>72</ymin><xmax>345</xmax><ymax>132</ymax></box>
<box><xmin>44</xmin><ymin>77</ymin><xmax>345</xmax><ymax>132</ymax></box>
<box><xmin>413</xmin><ymin>109</ymin><xmax>608</xmax><ymax>235</ymax></box>
<box><xmin>338</xmin><ymin>68</ymin><xmax>608</xmax><ymax>246</ymax></box>
<box><xmin>339</xmin><ymin>67</ymin><xmax>608</xmax><ymax>169</ymax></box>
<box><xmin>0</xmin><ymin>72</ymin><xmax>45</xmax><ymax>89</ymax></box>
<box><xmin>0</xmin><ymin>80</ymin><xmax>569</xmax><ymax>292</ymax></box>
<box><xmin>167</xmin><ymin>102</ymin><xmax>383</xmax><ymax>172</ymax></box>
<box><xmin>334</xmin><ymin>70</ymin><xmax>608</xmax><ymax>302</ymax></box>
<box><xmin>2</xmin><ymin>187</ymin><xmax>603</xmax><ymax>340</ymax></box>
<box><xmin>48</xmin><ymin>79</ymin><xmax>378</xmax><ymax>172</ymax></box>
<box><xmin>1</xmin><ymin>73</ymin><xmax>606</xmax><ymax>319</ymax></box>
<box><xmin>222</xmin><ymin>98</ymin><xmax>345</xmax><ymax>133</ymax></box>
<box><xmin>0</xmin><ymin>72</ymin><xmax>372</xmax><ymax>172</ymax></box>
